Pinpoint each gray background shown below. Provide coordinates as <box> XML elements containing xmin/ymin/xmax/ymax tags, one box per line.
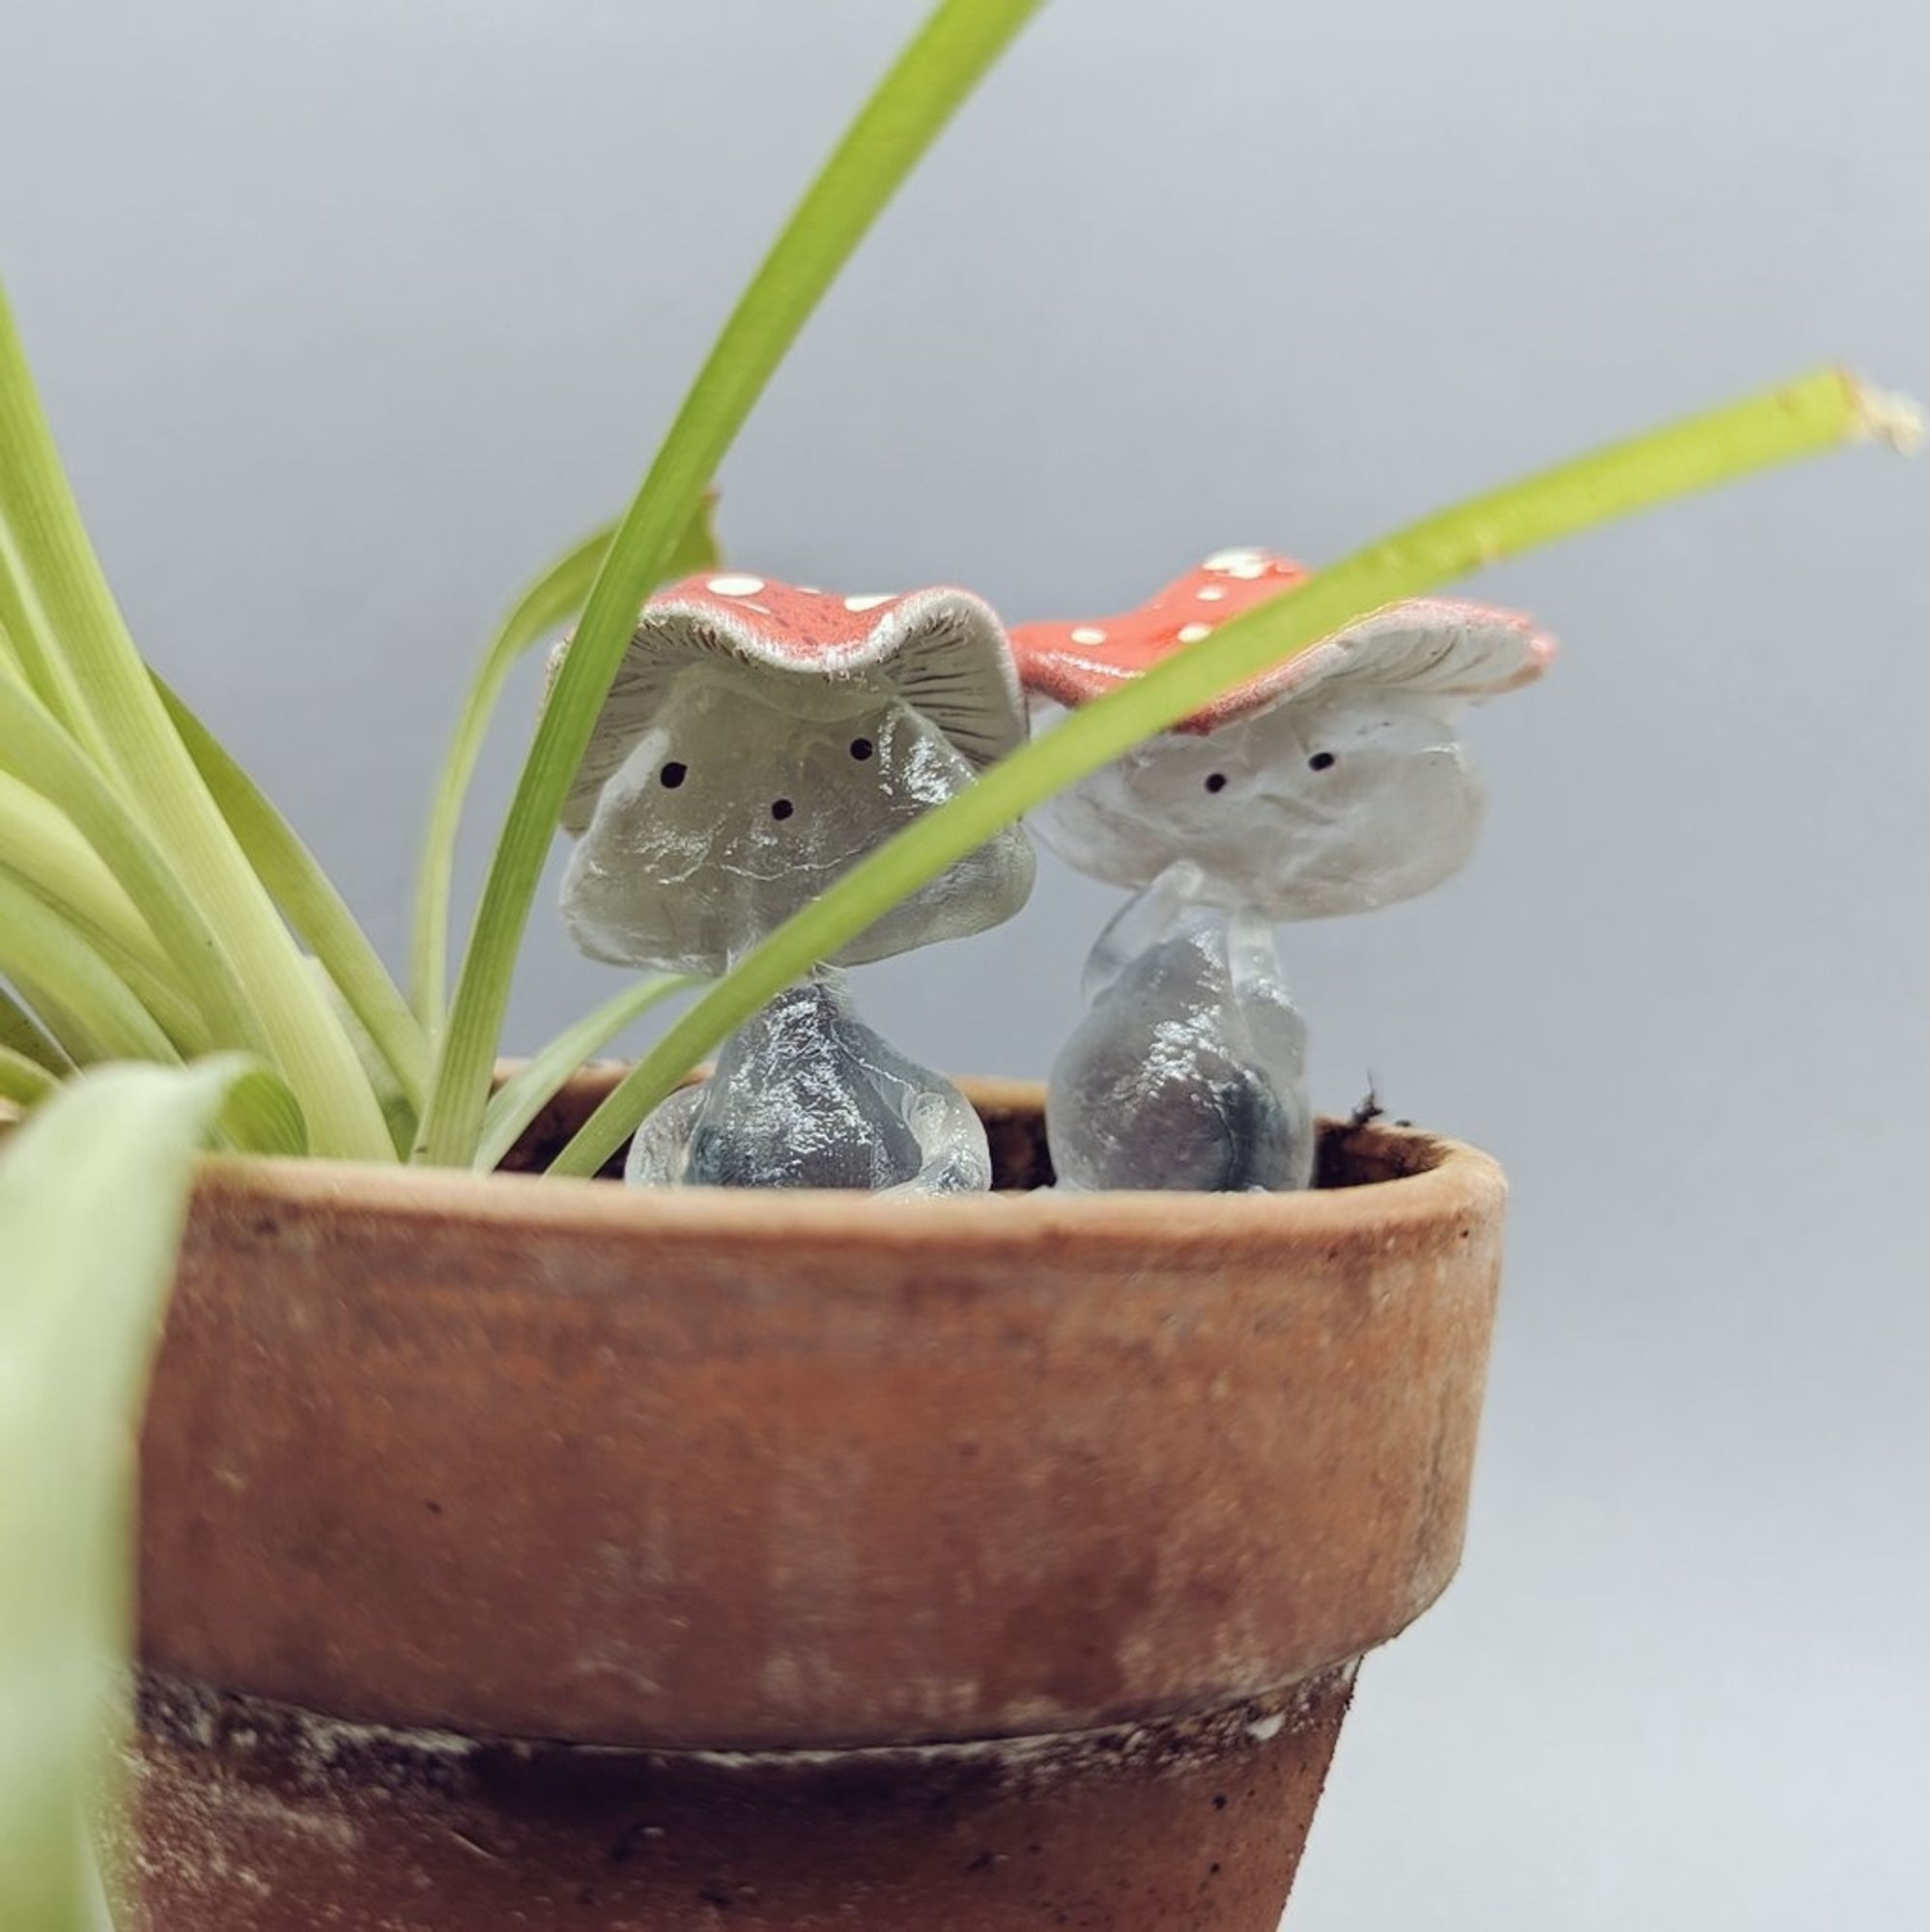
<box><xmin>5</xmin><ymin>2</ymin><xmax>1925</xmax><ymax>1924</ymax></box>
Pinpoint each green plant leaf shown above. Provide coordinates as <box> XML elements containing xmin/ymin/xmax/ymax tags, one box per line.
<box><xmin>0</xmin><ymin>1043</ymin><xmax>56</xmax><ymax>1111</ymax></box>
<box><xmin>474</xmin><ymin>973</ymin><xmax>694</xmax><ymax>1175</ymax></box>
<box><xmin>156</xmin><ymin>677</ymin><xmax>430</xmax><ymax>1112</ymax></box>
<box><xmin>549</xmin><ymin>367</ymin><xmax>1916</xmax><ymax>1176</ymax></box>
<box><xmin>408</xmin><ymin>500</ymin><xmax>719</xmax><ymax>1035</ymax></box>
<box><xmin>0</xmin><ymin>984</ymin><xmax>73</xmax><ymax>1078</ymax></box>
<box><xmin>0</xmin><ymin>287</ymin><xmax>393</xmax><ymax>1160</ymax></box>
<box><xmin>0</xmin><ymin>772</ymin><xmax>182</xmax><ymax>999</ymax></box>
<box><xmin>0</xmin><ymin>508</ymin><xmax>111</xmax><ymax>769</ymax></box>
<box><xmin>207</xmin><ymin>1062</ymin><xmax>309</xmax><ymax>1158</ymax></box>
<box><xmin>0</xmin><ymin>1058</ymin><xmax>263</xmax><ymax>1932</ymax></box>
<box><xmin>0</xmin><ymin>870</ymin><xmax>180</xmax><ymax>1067</ymax></box>
<box><xmin>0</xmin><ymin>669</ymin><xmax>263</xmax><ymax>1062</ymax></box>
<box><xmin>415</xmin><ymin>0</ymin><xmax>1044</xmax><ymax>1167</ymax></box>
<box><xmin>299</xmin><ymin>957</ymin><xmax>416</xmax><ymax>1155</ymax></box>
<box><xmin>0</xmin><ymin>774</ymin><xmax>214</xmax><ymax>1054</ymax></box>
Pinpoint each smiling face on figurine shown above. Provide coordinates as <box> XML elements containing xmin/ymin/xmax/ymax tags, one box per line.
<box><xmin>1037</xmin><ymin>685</ymin><xmax>1486</xmax><ymax>918</ymax></box>
<box><xmin>1012</xmin><ymin>550</ymin><xmax>1555</xmax><ymax>922</ymax></box>
<box><xmin>556</xmin><ymin>575</ymin><xmax>1035</xmax><ymax>976</ymax></box>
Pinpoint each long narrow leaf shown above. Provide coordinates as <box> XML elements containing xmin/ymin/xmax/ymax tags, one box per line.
<box><xmin>0</xmin><ymin>1059</ymin><xmax>262</xmax><ymax>1931</ymax></box>
<box><xmin>0</xmin><ymin>872</ymin><xmax>181</xmax><ymax>1066</ymax></box>
<box><xmin>156</xmin><ymin>678</ymin><xmax>430</xmax><ymax>1110</ymax></box>
<box><xmin>409</xmin><ymin>504</ymin><xmax>718</xmax><ymax>1035</ymax></box>
<box><xmin>410</xmin><ymin>520</ymin><xmax>611</xmax><ymax>1032</ymax></box>
<box><xmin>0</xmin><ymin>780</ymin><xmax>212</xmax><ymax>1053</ymax></box>
<box><xmin>0</xmin><ymin>1044</ymin><xmax>55</xmax><ymax>1111</ymax></box>
<box><xmin>0</xmin><ymin>288</ymin><xmax>392</xmax><ymax>1159</ymax></box>
<box><xmin>474</xmin><ymin>973</ymin><xmax>693</xmax><ymax>1174</ymax></box>
<box><xmin>416</xmin><ymin>0</ymin><xmax>1043</xmax><ymax>1166</ymax></box>
<box><xmin>0</xmin><ymin>772</ymin><xmax>179</xmax><ymax>993</ymax></box>
<box><xmin>550</xmin><ymin>367</ymin><xmax>1916</xmax><ymax>1175</ymax></box>
<box><xmin>0</xmin><ymin>671</ymin><xmax>265</xmax><ymax>1061</ymax></box>
<box><xmin>206</xmin><ymin>1062</ymin><xmax>308</xmax><ymax>1158</ymax></box>
<box><xmin>300</xmin><ymin>958</ymin><xmax>415</xmax><ymax>1155</ymax></box>
<box><xmin>0</xmin><ymin>1055</ymin><xmax>306</xmax><ymax>1159</ymax></box>
<box><xmin>0</xmin><ymin>522</ymin><xmax>112</xmax><ymax>765</ymax></box>
<box><xmin>0</xmin><ymin>984</ymin><xmax>73</xmax><ymax>1078</ymax></box>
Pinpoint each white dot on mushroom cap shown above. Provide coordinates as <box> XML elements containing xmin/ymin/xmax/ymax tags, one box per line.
<box><xmin>1177</xmin><ymin>622</ymin><xmax>1213</xmax><ymax>643</ymax></box>
<box><xmin>706</xmin><ymin>575</ymin><xmax>766</xmax><ymax>597</ymax></box>
<box><xmin>1197</xmin><ymin>585</ymin><xmax>1228</xmax><ymax>602</ymax></box>
<box><xmin>1069</xmin><ymin>626</ymin><xmax>1108</xmax><ymax>645</ymax></box>
<box><xmin>1202</xmin><ymin>548</ymin><xmax>1268</xmax><ymax>579</ymax></box>
<box><xmin>844</xmin><ymin>593</ymin><xmax>892</xmax><ymax>611</ymax></box>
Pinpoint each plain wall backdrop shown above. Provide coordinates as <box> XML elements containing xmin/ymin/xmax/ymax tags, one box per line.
<box><xmin>5</xmin><ymin>3</ymin><xmax>1925</xmax><ymax>1925</ymax></box>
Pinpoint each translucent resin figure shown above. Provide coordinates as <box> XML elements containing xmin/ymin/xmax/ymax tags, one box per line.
<box><xmin>1011</xmin><ymin>549</ymin><xmax>1555</xmax><ymax>1193</ymax></box>
<box><xmin>554</xmin><ymin>575</ymin><xmax>1035</xmax><ymax>1193</ymax></box>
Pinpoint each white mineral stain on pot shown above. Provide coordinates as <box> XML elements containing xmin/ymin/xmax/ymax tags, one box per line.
<box><xmin>567</xmin><ymin>1646</ymin><xmax>665</xmax><ymax>1698</ymax></box>
<box><xmin>679</xmin><ymin>1686</ymin><xmax>1320</xmax><ymax>1777</ymax></box>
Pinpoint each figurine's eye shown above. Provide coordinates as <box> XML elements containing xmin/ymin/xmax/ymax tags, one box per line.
<box><xmin>849</xmin><ymin>738</ymin><xmax>874</xmax><ymax>761</ymax></box>
<box><xmin>660</xmin><ymin>761</ymin><xmax>688</xmax><ymax>789</ymax></box>
<box><xmin>1203</xmin><ymin>772</ymin><xmax>1229</xmax><ymax>794</ymax></box>
<box><xmin>1307</xmin><ymin>752</ymin><xmax>1337</xmax><ymax>772</ymax></box>
<box><xmin>770</xmin><ymin>798</ymin><xmax>796</xmax><ymax>822</ymax></box>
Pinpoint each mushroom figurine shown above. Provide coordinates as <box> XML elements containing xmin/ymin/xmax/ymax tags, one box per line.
<box><xmin>1010</xmin><ymin>548</ymin><xmax>1556</xmax><ymax>1193</ymax></box>
<box><xmin>554</xmin><ymin>572</ymin><xmax>1036</xmax><ymax>1193</ymax></box>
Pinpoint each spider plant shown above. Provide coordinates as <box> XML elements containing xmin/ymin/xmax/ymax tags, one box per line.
<box><xmin>0</xmin><ymin>0</ymin><xmax>1916</xmax><ymax>1925</ymax></box>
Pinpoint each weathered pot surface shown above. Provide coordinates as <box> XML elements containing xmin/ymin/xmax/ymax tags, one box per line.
<box><xmin>128</xmin><ymin>1073</ymin><xmax>1507</xmax><ymax>1931</ymax></box>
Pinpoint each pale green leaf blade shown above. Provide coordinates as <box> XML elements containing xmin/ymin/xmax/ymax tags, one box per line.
<box><xmin>0</xmin><ymin>984</ymin><xmax>74</xmax><ymax>1078</ymax></box>
<box><xmin>0</xmin><ymin>288</ymin><xmax>393</xmax><ymax>1160</ymax></box>
<box><xmin>0</xmin><ymin>1058</ymin><xmax>261</xmax><ymax>1932</ymax></box>
<box><xmin>156</xmin><ymin>677</ymin><xmax>430</xmax><ymax>1111</ymax></box>
<box><xmin>474</xmin><ymin>974</ymin><xmax>693</xmax><ymax>1174</ymax></box>
<box><xmin>210</xmin><ymin>1062</ymin><xmax>309</xmax><ymax>1158</ymax></box>
<box><xmin>416</xmin><ymin>0</ymin><xmax>1043</xmax><ymax>1166</ymax></box>
<box><xmin>0</xmin><ymin>771</ymin><xmax>180</xmax><ymax>995</ymax></box>
<box><xmin>0</xmin><ymin>669</ymin><xmax>262</xmax><ymax>1062</ymax></box>
<box><xmin>0</xmin><ymin>871</ymin><xmax>180</xmax><ymax>1067</ymax></box>
<box><xmin>0</xmin><ymin>773</ymin><xmax>215</xmax><ymax>1056</ymax></box>
<box><xmin>0</xmin><ymin>502</ymin><xmax>111</xmax><ymax>765</ymax></box>
<box><xmin>409</xmin><ymin>499</ymin><xmax>718</xmax><ymax>1034</ymax></box>
<box><xmin>300</xmin><ymin>957</ymin><xmax>416</xmax><ymax>1155</ymax></box>
<box><xmin>549</xmin><ymin>368</ymin><xmax>1915</xmax><ymax>1175</ymax></box>
<box><xmin>0</xmin><ymin>1043</ymin><xmax>56</xmax><ymax>1110</ymax></box>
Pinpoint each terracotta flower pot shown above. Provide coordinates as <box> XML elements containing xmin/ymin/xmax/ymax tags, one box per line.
<box><xmin>126</xmin><ymin>1072</ymin><xmax>1505</xmax><ymax>1931</ymax></box>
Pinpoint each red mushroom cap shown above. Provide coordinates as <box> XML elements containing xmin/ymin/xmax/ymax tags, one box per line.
<box><xmin>1010</xmin><ymin>548</ymin><xmax>1556</xmax><ymax>733</ymax></box>
<box><xmin>553</xmin><ymin>573</ymin><xmax>1027</xmax><ymax>835</ymax></box>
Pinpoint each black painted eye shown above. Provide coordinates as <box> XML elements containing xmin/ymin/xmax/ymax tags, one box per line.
<box><xmin>849</xmin><ymin>737</ymin><xmax>874</xmax><ymax>761</ymax></box>
<box><xmin>770</xmin><ymin>798</ymin><xmax>795</xmax><ymax>821</ymax></box>
<box><xmin>1204</xmin><ymin>772</ymin><xmax>1228</xmax><ymax>794</ymax></box>
<box><xmin>660</xmin><ymin>761</ymin><xmax>688</xmax><ymax>788</ymax></box>
<box><xmin>1308</xmin><ymin>752</ymin><xmax>1337</xmax><ymax>772</ymax></box>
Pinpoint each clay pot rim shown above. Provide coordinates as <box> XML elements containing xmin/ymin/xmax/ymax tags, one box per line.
<box><xmin>190</xmin><ymin>1076</ymin><xmax>1501</xmax><ymax>1262</ymax></box>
